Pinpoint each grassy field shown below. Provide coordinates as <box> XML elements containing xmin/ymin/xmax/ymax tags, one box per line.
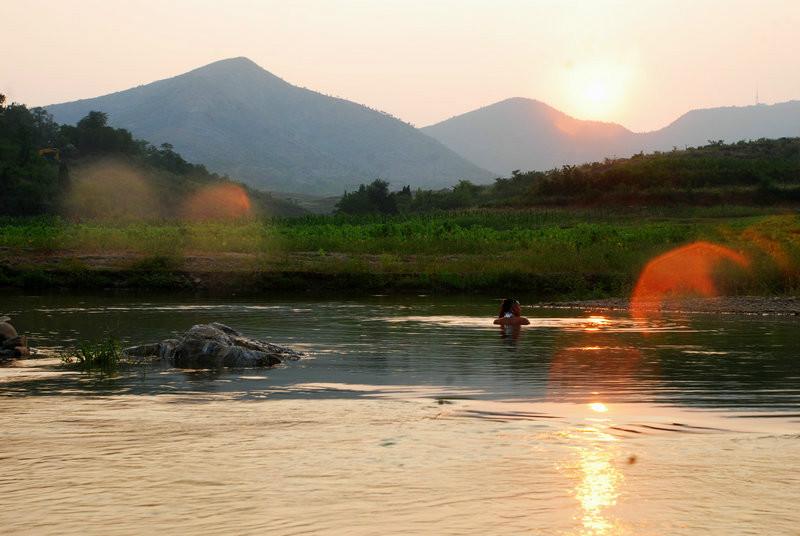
<box><xmin>1</xmin><ymin>207</ymin><xmax>798</xmax><ymax>297</ymax></box>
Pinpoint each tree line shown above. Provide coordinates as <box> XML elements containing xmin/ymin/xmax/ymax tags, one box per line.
<box><xmin>336</xmin><ymin>138</ymin><xmax>800</xmax><ymax>214</ymax></box>
<box><xmin>0</xmin><ymin>97</ymin><xmax>302</xmax><ymax>218</ymax></box>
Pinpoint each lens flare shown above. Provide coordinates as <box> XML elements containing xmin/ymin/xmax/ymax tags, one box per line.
<box><xmin>181</xmin><ymin>184</ymin><xmax>252</xmax><ymax>222</ymax></box>
<box><xmin>64</xmin><ymin>160</ymin><xmax>159</xmax><ymax>221</ymax></box>
<box><xmin>631</xmin><ymin>241</ymin><xmax>750</xmax><ymax>319</ymax></box>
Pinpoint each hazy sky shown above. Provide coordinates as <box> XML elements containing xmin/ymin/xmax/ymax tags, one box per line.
<box><xmin>3</xmin><ymin>0</ymin><xmax>798</xmax><ymax>131</ymax></box>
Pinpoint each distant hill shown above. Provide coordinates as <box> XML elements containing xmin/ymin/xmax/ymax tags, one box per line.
<box><xmin>422</xmin><ymin>98</ymin><xmax>636</xmax><ymax>175</ymax></box>
<box><xmin>46</xmin><ymin>58</ymin><xmax>492</xmax><ymax>195</ymax></box>
<box><xmin>423</xmin><ymin>98</ymin><xmax>800</xmax><ymax>175</ymax></box>
<box><xmin>639</xmin><ymin>101</ymin><xmax>800</xmax><ymax>152</ymax></box>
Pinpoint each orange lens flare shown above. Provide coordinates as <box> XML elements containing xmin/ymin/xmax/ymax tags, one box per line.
<box><xmin>181</xmin><ymin>184</ymin><xmax>252</xmax><ymax>222</ymax></box>
<box><xmin>631</xmin><ymin>241</ymin><xmax>750</xmax><ymax>319</ymax></box>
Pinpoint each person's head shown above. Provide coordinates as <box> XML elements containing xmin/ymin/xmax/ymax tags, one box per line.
<box><xmin>499</xmin><ymin>298</ymin><xmax>521</xmax><ymax>317</ymax></box>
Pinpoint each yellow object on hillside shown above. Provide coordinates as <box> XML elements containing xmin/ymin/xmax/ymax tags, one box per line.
<box><xmin>38</xmin><ymin>147</ymin><xmax>60</xmax><ymax>161</ymax></box>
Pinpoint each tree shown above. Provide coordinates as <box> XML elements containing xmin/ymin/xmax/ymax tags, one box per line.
<box><xmin>335</xmin><ymin>179</ymin><xmax>398</xmax><ymax>215</ymax></box>
<box><xmin>0</xmin><ymin>103</ymin><xmax>62</xmax><ymax>214</ymax></box>
<box><xmin>77</xmin><ymin>111</ymin><xmax>109</xmax><ymax>130</ymax></box>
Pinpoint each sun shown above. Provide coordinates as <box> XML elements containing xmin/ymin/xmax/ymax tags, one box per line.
<box><xmin>564</xmin><ymin>60</ymin><xmax>633</xmax><ymax>120</ymax></box>
<box><xmin>584</xmin><ymin>80</ymin><xmax>610</xmax><ymax>105</ymax></box>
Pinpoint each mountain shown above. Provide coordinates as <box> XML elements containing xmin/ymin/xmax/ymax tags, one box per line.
<box><xmin>639</xmin><ymin>101</ymin><xmax>800</xmax><ymax>152</ymax></box>
<box><xmin>422</xmin><ymin>98</ymin><xmax>800</xmax><ymax>175</ymax></box>
<box><xmin>422</xmin><ymin>98</ymin><xmax>637</xmax><ymax>175</ymax></box>
<box><xmin>46</xmin><ymin>57</ymin><xmax>492</xmax><ymax>194</ymax></box>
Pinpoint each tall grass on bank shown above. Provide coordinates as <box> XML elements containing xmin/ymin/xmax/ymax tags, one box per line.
<box><xmin>1</xmin><ymin>208</ymin><xmax>799</xmax><ymax>295</ymax></box>
<box><xmin>0</xmin><ymin>206</ymin><xmax>782</xmax><ymax>254</ymax></box>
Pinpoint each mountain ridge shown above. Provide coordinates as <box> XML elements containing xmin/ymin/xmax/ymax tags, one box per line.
<box><xmin>46</xmin><ymin>57</ymin><xmax>800</xmax><ymax>186</ymax></box>
<box><xmin>422</xmin><ymin>97</ymin><xmax>800</xmax><ymax>175</ymax></box>
<box><xmin>46</xmin><ymin>58</ymin><xmax>493</xmax><ymax>194</ymax></box>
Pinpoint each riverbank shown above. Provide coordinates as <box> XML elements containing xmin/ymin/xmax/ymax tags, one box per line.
<box><xmin>1</xmin><ymin>209</ymin><xmax>798</xmax><ymax>296</ymax></box>
<box><xmin>2</xmin><ymin>249</ymin><xmax>798</xmax><ymax>315</ymax></box>
<box><xmin>0</xmin><ymin>248</ymin><xmax>628</xmax><ymax>296</ymax></box>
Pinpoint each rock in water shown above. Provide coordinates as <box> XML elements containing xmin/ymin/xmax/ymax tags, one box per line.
<box><xmin>0</xmin><ymin>317</ymin><xmax>18</xmax><ymax>342</ymax></box>
<box><xmin>122</xmin><ymin>323</ymin><xmax>303</xmax><ymax>368</ymax></box>
<box><xmin>1</xmin><ymin>317</ymin><xmax>30</xmax><ymax>360</ymax></box>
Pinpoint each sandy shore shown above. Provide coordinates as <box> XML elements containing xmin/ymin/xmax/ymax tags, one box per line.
<box><xmin>536</xmin><ymin>296</ymin><xmax>800</xmax><ymax>316</ymax></box>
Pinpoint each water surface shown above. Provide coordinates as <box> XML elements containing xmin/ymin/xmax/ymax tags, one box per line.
<box><xmin>1</xmin><ymin>293</ymin><xmax>798</xmax><ymax>534</ymax></box>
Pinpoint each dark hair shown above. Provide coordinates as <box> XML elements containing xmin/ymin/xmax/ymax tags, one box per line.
<box><xmin>498</xmin><ymin>298</ymin><xmax>519</xmax><ymax>317</ymax></box>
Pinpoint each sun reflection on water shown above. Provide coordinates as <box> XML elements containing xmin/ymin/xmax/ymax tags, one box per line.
<box><xmin>583</xmin><ymin>316</ymin><xmax>608</xmax><ymax>332</ymax></box>
<box><xmin>575</xmin><ymin>443</ymin><xmax>623</xmax><ymax>535</ymax></box>
<box><xmin>588</xmin><ymin>402</ymin><xmax>609</xmax><ymax>413</ymax></box>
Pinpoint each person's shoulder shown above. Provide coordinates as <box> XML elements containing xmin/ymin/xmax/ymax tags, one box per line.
<box><xmin>494</xmin><ymin>317</ymin><xmax>529</xmax><ymax>326</ymax></box>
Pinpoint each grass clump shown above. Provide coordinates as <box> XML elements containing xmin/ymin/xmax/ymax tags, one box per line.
<box><xmin>61</xmin><ymin>337</ymin><xmax>121</xmax><ymax>370</ymax></box>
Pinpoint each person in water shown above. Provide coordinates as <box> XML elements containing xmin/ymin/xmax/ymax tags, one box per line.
<box><xmin>493</xmin><ymin>298</ymin><xmax>530</xmax><ymax>326</ymax></box>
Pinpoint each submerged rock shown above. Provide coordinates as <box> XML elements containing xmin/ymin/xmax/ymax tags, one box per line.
<box><xmin>122</xmin><ymin>322</ymin><xmax>303</xmax><ymax>368</ymax></box>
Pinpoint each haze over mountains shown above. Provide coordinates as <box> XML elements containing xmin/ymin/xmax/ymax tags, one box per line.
<box><xmin>46</xmin><ymin>58</ymin><xmax>491</xmax><ymax>194</ymax></box>
<box><xmin>46</xmin><ymin>57</ymin><xmax>800</xmax><ymax>193</ymax></box>
<box><xmin>423</xmin><ymin>98</ymin><xmax>800</xmax><ymax>175</ymax></box>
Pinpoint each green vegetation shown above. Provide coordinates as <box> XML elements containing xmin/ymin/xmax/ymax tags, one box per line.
<box><xmin>1</xmin><ymin>208</ymin><xmax>798</xmax><ymax>297</ymax></box>
<box><xmin>336</xmin><ymin>139</ymin><xmax>800</xmax><ymax>214</ymax></box>
<box><xmin>3</xmin><ymin>98</ymin><xmax>799</xmax><ymax>298</ymax></box>
<box><xmin>0</xmin><ymin>96</ymin><xmax>303</xmax><ymax>218</ymax></box>
<box><xmin>61</xmin><ymin>337</ymin><xmax>121</xmax><ymax>370</ymax></box>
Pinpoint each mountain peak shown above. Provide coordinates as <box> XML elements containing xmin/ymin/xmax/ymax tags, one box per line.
<box><xmin>196</xmin><ymin>56</ymin><xmax>260</xmax><ymax>70</ymax></box>
<box><xmin>471</xmin><ymin>97</ymin><xmax>555</xmax><ymax>114</ymax></box>
<box><xmin>422</xmin><ymin>97</ymin><xmax>636</xmax><ymax>174</ymax></box>
<box><xmin>45</xmin><ymin>59</ymin><xmax>491</xmax><ymax>194</ymax></box>
<box><xmin>496</xmin><ymin>97</ymin><xmax>549</xmax><ymax>107</ymax></box>
<box><xmin>182</xmin><ymin>56</ymin><xmax>287</xmax><ymax>84</ymax></box>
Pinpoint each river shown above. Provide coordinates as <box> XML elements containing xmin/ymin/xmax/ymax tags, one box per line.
<box><xmin>1</xmin><ymin>292</ymin><xmax>798</xmax><ymax>535</ymax></box>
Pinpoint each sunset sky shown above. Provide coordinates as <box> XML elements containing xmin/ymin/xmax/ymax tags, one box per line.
<box><xmin>3</xmin><ymin>0</ymin><xmax>798</xmax><ymax>132</ymax></box>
